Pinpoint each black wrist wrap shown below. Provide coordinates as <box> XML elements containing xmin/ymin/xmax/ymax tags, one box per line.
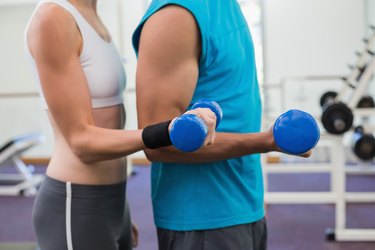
<box><xmin>142</xmin><ymin>120</ymin><xmax>172</xmax><ymax>149</ymax></box>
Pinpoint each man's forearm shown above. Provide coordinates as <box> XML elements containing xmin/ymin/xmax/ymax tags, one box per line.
<box><xmin>144</xmin><ymin>131</ymin><xmax>276</xmax><ymax>163</ymax></box>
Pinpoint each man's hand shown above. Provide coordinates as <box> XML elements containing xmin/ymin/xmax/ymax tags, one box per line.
<box><xmin>268</xmin><ymin>126</ymin><xmax>313</xmax><ymax>158</ymax></box>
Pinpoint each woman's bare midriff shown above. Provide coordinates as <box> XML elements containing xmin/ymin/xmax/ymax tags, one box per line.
<box><xmin>46</xmin><ymin>104</ymin><xmax>128</xmax><ymax>185</ymax></box>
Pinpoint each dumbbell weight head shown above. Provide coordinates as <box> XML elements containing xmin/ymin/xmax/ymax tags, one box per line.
<box><xmin>352</xmin><ymin>126</ymin><xmax>375</xmax><ymax>161</ymax></box>
<box><xmin>320</xmin><ymin>91</ymin><xmax>337</xmax><ymax>108</ymax></box>
<box><xmin>357</xmin><ymin>96</ymin><xmax>375</xmax><ymax>108</ymax></box>
<box><xmin>273</xmin><ymin>109</ymin><xmax>320</xmax><ymax>155</ymax></box>
<box><xmin>169</xmin><ymin>114</ymin><xmax>208</xmax><ymax>152</ymax></box>
<box><xmin>321</xmin><ymin>102</ymin><xmax>353</xmax><ymax>135</ymax></box>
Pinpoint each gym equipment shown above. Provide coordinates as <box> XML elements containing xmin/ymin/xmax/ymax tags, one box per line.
<box><xmin>170</xmin><ymin>114</ymin><xmax>208</xmax><ymax>152</ymax></box>
<box><xmin>321</xmin><ymin>102</ymin><xmax>354</xmax><ymax>135</ymax></box>
<box><xmin>0</xmin><ymin>132</ymin><xmax>44</xmax><ymax>196</ymax></box>
<box><xmin>262</xmin><ymin>25</ymin><xmax>375</xmax><ymax>242</ymax></box>
<box><xmin>319</xmin><ymin>92</ymin><xmax>354</xmax><ymax>135</ymax></box>
<box><xmin>336</xmin><ymin>25</ymin><xmax>375</xmax><ymax>110</ymax></box>
<box><xmin>316</xmin><ymin>25</ymin><xmax>375</xmax><ymax>134</ymax></box>
<box><xmin>320</xmin><ymin>91</ymin><xmax>337</xmax><ymax>107</ymax></box>
<box><xmin>351</xmin><ymin>126</ymin><xmax>375</xmax><ymax>161</ymax></box>
<box><xmin>273</xmin><ymin>109</ymin><xmax>320</xmax><ymax>154</ymax></box>
<box><xmin>357</xmin><ymin>95</ymin><xmax>375</xmax><ymax>108</ymax></box>
<box><xmin>263</xmin><ymin>134</ymin><xmax>375</xmax><ymax>242</ymax></box>
<box><xmin>269</xmin><ymin>25</ymin><xmax>375</xmax><ymax>136</ymax></box>
<box><xmin>170</xmin><ymin>100</ymin><xmax>223</xmax><ymax>152</ymax></box>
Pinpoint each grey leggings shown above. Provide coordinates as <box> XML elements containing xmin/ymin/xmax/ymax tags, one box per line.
<box><xmin>32</xmin><ymin>175</ymin><xmax>132</xmax><ymax>250</ymax></box>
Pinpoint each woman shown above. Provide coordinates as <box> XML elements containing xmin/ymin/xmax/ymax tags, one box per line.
<box><xmin>24</xmin><ymin>0</ymin><xmax>216</xmax><ymax>249</ymax></box>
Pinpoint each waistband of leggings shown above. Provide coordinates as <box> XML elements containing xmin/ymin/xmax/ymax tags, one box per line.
<box><xmin>41</xmin><ymin>175</ymin><xmax>126</xmax><ymax>198</ymax></box>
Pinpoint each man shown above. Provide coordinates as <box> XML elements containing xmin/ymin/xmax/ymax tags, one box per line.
<box><xmin>133</xmin><ymin>0</ymin><xmax>305</xmax><ymax>249</ymax></box>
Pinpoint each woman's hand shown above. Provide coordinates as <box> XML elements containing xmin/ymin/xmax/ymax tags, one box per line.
<box><xmin>131</xmin><ymin>221</ymin><xmax>139</xmax><ymax>248</ymax></box>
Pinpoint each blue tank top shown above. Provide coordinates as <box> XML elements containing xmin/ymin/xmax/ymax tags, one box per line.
<box><xmin>133</xmin><ymin>0</ymin><xmax>263</xmax><ymax>230</ymax></box>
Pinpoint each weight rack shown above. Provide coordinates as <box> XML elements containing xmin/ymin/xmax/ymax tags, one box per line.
<box><xmin>263</xmin><ymin>133</ymin><xmax>375</xmax><ymax>241</ymax></box>
<box><xmin>338</xmin><ymin>26</ymin><xmax>375</xmax><ymax>109</ymax></box>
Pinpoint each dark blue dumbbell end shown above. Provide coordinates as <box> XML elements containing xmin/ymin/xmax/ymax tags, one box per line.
<box><xmin>273</xmin><ymin>109</ymin><xmax>320</xmax><ymax>155</ymax></box>
<box><xmin>170</xmin><ymin>114</ymin><xmax>208</xmax><ymax>152</ymax></box>
<box><xmin>191</xmin><ymin>99</ymin><xmax>223</xmax><ymax>128</ymax></box>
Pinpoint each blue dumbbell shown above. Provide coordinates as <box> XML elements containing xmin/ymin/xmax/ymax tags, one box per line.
<box><xmin>170</xmin><ymin>100</ymin><xmax>223</xmax><ymax>152</ymax></box>
<box><xmin>273</xmin><ymin>109</ymin><xmax>320</xmax><ymax>155</ymax></box>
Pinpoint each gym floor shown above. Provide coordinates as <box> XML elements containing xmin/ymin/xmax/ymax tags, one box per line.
<box><xmin>0</xmin><ymin>165</ymin><xmax>375</xmax><ymax>250</ymax></box>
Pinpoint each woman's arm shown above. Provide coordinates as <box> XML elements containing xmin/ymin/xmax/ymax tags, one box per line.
<box><xmin>26</xmin><ymin>5</ymin><xmax>145</xmax><ymax>163</ymax></box>
<box><xmin>27</xmin><ymin>4</ymin><xmax>216</xmax><ymax>164</ymax></box>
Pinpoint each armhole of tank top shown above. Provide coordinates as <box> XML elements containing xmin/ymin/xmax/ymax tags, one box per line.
<box><xmin>74</xmin><ymin>22</ymin><xmax>84</xmax><ymax>57</ymax></box>
<box><xmin>55</xmin><ymin>0</ymin><xmax>86</xmax><ymax>57</ymax></box>
<box><xmin>135</xmin><ymin>2</ymin><xmax>207</xmax><ymax>68</ymax></box>
<box><xmin>24</xmin><ymin>24</ymin><xmax>33</xmax><ymax>60</ymax></box>
<box><xmin>163</xmin><ymin>3</ymin><xmax>208</xmax><ymax>71</ymax></box>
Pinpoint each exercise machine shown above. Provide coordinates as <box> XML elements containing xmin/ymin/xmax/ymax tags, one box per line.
<box><xmin>320</xmin><ymin>25</ymin><xmax>375</xmax><ymax>135</ymax></box>
<box><xmin>263</xmin><ymin>133</ymin><xmax>375</xmax><ymax>241</ymax></box>
<box><xmin>0</xmin><ymin>132</ymin><xmax>45</xmax><ymax>196</ymax></box>
<box><xmin>262</xmin><ymin>26</ymin><xmax>375</xmax><ymax>240</ymax></box>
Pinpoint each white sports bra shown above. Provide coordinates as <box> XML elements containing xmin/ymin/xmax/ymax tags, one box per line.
<box><xmin>24</xmin><ymin>0</ymin><xmax>126</xmax><ymax>109</ymax></box>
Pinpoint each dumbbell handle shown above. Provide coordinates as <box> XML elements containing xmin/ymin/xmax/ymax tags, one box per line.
<box><xmin>333</xmin><ymin>119</ymin><xmax>346</xmax><ymax>132</ymax></box>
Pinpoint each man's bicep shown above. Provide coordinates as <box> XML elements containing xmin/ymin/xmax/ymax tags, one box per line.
<box><xmin>136</xmin><ymin>5</ymin><xmax>201</xmax><ymax>128</ymax></box>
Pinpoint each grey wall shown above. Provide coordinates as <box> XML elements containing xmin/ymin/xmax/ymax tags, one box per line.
<box><xmin>367</xmin><ymin>0</ymin><xmax>375</xmax><ymax>97</ymax></box>
<box><xmin>0</xmin><ymin>4</ymin><xmax>49</xmax><ymax>157</ymax></box>
<box><xmin>262</xmin><ymin>0</ymin><xmax>367</xmax><ymax>116</ymax></box>
<box><xmin>367</xmin><ymin>0</ymin><xmax>375</xmax><ymax>27</ymax></box>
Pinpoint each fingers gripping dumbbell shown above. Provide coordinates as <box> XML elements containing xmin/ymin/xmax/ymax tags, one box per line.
<box><xmin>170</xmin><ymin>100</ymin><xmax>223</xmax><ymax>152</ymax></box>
<box><xmin>273</xmin><ymin>109</ymin><xmax>320</xmax><ymax>155</ymax></box>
